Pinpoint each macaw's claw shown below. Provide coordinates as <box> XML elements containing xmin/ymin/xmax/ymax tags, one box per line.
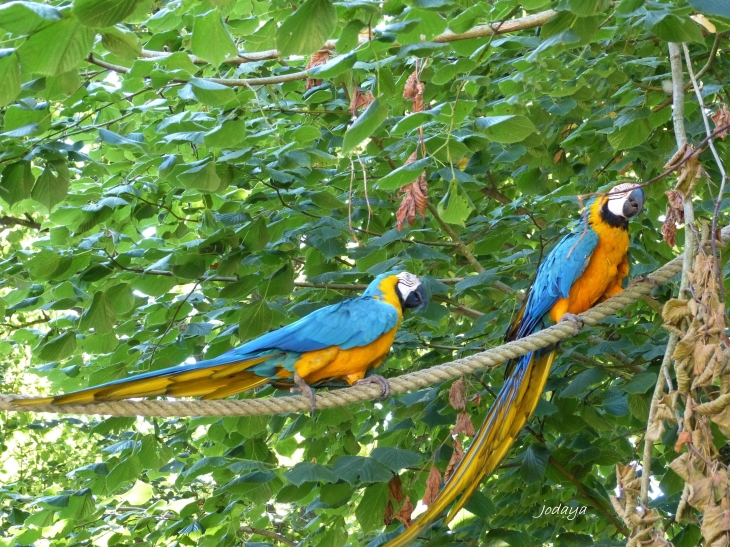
<box><xmin>631</xmin><ymin>274</ymin><xmax>661</xmax><ymax>288</ymax></box>
<box><xmin>293</xmin><ymin>373</ymin><xmax>317</xmax><ymax>416</ymax></box>
<box><xmin>354</xmin><ymin>374</ymin><xmax>391</xmax><ymax>400</ymax></box>
<box><xmin>560</xmin><ymin>312</ymin><xmax>584</xmax><ymax>330</ymax></box>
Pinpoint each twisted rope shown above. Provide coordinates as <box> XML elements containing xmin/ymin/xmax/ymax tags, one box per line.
<box><xmin>4</xmin><ymin>226</ymin><xmax>727</xmax><ymax>417</ymax></box>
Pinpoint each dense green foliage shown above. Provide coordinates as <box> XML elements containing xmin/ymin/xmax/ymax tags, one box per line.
<box><xmin>1</xmin><ymin>0</ymin><xmax>729</xmax><ymax>545</ymax></box>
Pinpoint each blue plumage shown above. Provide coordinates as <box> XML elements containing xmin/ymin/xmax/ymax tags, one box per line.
<box><xmin>516</xmin><ymin>225</ymin><xmax>599</xmax><ymax>338</ymax></box>
<box><xmin>60</xmin><ymin>272</ymin><xmax>401</xmax><ymax>389</ymax></box>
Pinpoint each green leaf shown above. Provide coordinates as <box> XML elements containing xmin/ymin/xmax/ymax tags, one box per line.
<box><xmin>0</xmin><ymin>52</ymin><xmax>21</xmax><ymax>107</ymax></box>
<box><xmin>79</xmin><ymin>291</ymin><xmax>117</xmax><ymax>334</ymax></box>
<box><xmin>31</xmin><ymin>162</ymin><xmax>69</xmax><ymax>212</ymax></box>
<box><xmin>628</xmin><ymin>393</ymin><xmax>651</xmax><ymax>422</ymax></box>
<box><xmin>0</xmin><ymin>161</ymin><xmax>34</xmax><ymax>206</ymax></box>
<box><xmin>341</xmin><ymin>98</ymin><xmax>389</xmax><ymax>155</ymax></box>
<box><xmin>37</xmin><ymin>331</ymin><xmax>77</xmax><ymax>362</ymax></box>
<box><xmin>607</xmin><ymin>118</ymin><xmax>651</xmax><ymax>150</ymax></box>
<box><xmin>73</xmin><ymin>0</ymin><xmax>142</xmax><ymax>27</ymax></box>
<box><xmin>688</xmin><ymin>0</ymin><xmax>730</xmax><ymax>16</ymax></box>
<box><xmin>437</xmin><ymin>178</ymin><xmax>473</xmax><ymax>226</ymax></box>
<box><xmin>560</xmin><ymin>367</ymin><xmax>607</xmax><ymax>398</ymax></box>
<box><xmin>0</xmin><ymin>2</ymin><xmax>61</xmax><ymax>34</ymax></box>
<box><xmin>219</xmin><ymin>275</ymin><xmax>261</xmax><ymax>300</ymax></box>
<box><xmin>189</xmin><ymin>78</ymin><xmax>237</xmax><ymax>107</ymax></box>
<box><xmin>106</xmin><ymin>283</ymin><xmax>135</xmax><ymax>314</ymax></box>
<box><xmin>621</xmin><ymin>371</ymin><xmax>657</xmax><ymax>394</ymax></box>
<box><xmin>318</xmin><ymin>515</ymin><xmax>348</xmax><ymax>547</ymax></box>
<box><xmin>176</xmin><ymin>161</ymin><xmax>221</xmax><ymax>192</ymax></box>
<box><xmin>242</xmin><ymin>217</ymin><xmax>270</xmax><ymax>252</ymax></box>
<box><xmin>191</xmin><ymin>10</ymin><xmax>239</xmax><ymax>66</ymax></box>
<box><xmin>238</xmin><ymin>299</ymin><xmax>273</xmax><ymax>340</ymax></box>
<box><xmin>520</xmin><ymin>444</ymin><xmax>550</xmax><ymax>483</ymax></box>
<box><xmin>647</xmin><ymin>13</ymin><xmax>704</xmax><ymax>44</ymax></box>
<box><xmin>355</xmin><ymin>483</ymin><xmax>388</xmax><ymax>533</ymax></box>
<box><xmin>101</xmin><ymin>26</ymin><xmax>142</xmax><ymax>60</ymax></box>
<box><xmin>308</xmin><ymin>51</ymin><xmax>356</xmax><ymax>78</ymax></box>
<box><xmin>204</xmin><ymin>119</ymin><xmax>246</xmax><ymax>148</ymax></box>
<box><xmin>181</xmin><ymin>457</ymin><xmax>229</xmax><ymax>483</ymax></box>
<box><xmin>276</xmin><ymin>0</ymin><xmax>337</xmax><ymax>57</ymax></box>
<box><xmin>17</xmin><ymin>18</ymin><xmax>94</xmax><ymax>76</ymax></box>
<box><xmin>121</xmin><ymin>480</ymin><xmax>153</xmax><ymax>505</ymax></box>
<box><xmin>567</xmin><ymin>0</ymin><xmax>609</xmax><ymax>16</ymax></box>
<box><xmin>370</xmin><ymin>447</ymin><xmax>423</xmax><ymax>471</ymax></box>
<box><xmin>475</xmin><ymin>115</ymin><xmax>536</xmax><ymax>143</ymax></box>
<box><xmin>332</xmin><ymin>456</ymin><xmax>392</xmax><ymax>484</ymax></box>
<box><xmin>284</xmin><ymin>462</ymin><xmax>339</xmax><ymax>486</ymax></box>
<box><xmin>377</xmin><ymin>157</ymin><xmax>433</xmax><ymax>191</ymax></box>
<box><xmin>263</xmin><ymin>263</ymin><xmax>294</xmax><ymax>297</ymax></box>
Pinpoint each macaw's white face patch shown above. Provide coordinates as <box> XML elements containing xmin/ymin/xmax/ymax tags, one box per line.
<box><xmin>396</xmin><ymin>271</ymin><xmax>420</xmax><ymax>299</ymax></box>
<box><xmin>606</xmin><ymin>182</ymin><xmax>642</xmax><ymax>218</ymax></box>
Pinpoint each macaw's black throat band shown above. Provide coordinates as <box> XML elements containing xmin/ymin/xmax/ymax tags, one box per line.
<box><xmin>599</xmin><ymin>202</ymin><xmax>629</xmax><ymax>230</ymax></box>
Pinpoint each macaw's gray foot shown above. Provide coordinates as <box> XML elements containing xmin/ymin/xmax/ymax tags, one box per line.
<box><xmin>354</xmin><ymin>374</ymin><xmax>391</xmax><ymax>400</ymax></box>
<box><xmin>632</xmin><ymin>274</ymin><xmax>661</xmax><ymax>288</ymax></box>
<box><xmin>560</xmin><ymin>312</ymin><xmax>584</xmax><ymax>330</ymax></box>
<box><xmin>293</xmin><ymin>373</ymin><xmax>317</xmax><ymax>416</ymax></box>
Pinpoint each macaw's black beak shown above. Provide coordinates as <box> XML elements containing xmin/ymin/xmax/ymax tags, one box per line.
<box><xmin>404</xmin><ymin>285</ymin><xmax>428</xmax><ymax>310</ymax></box>
<box><xmin>623</xmin><ymin>187</ymin><xmax>645</xmax><ymax>218</ymax></box>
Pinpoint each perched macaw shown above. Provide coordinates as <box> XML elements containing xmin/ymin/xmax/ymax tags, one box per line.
<box><xmin>14</xmin><ymin>271</ymin><xmax>427</xmax><ymax>408</ymax></box>
<box><xmin>385</xmin><ymin>183</ymin><xmax>645</xmax><ymax>546</ymax></box>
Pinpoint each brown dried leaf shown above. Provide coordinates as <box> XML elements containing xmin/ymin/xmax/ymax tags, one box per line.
<box><xmin>422</xmin><ymin>466</ymin><xmax>442</xmax><ymax>506</ymax></box>
<box><xmin>645</xmin><ymin>417</ymin><xmax>666</xmax><ymax>442</ymax></box>
<box><xmin>469</xmin><ymin>392</ymin><xmax>482</xmax><ymax>406</ymax></box>
<box><xmin>383</xmin><ymin>500</ymin><xmax>394</xmax><ymax>526</ymax></box>
<box><xmin>701</xmin><ymin>504</ymin><xmax>730</xmax><ymax>545</ymax></box>
<box><xmin>675</xmin><ymin>430</ymin><xmax>692</xmax><ymax>452</ymax></box>
<box><xmin>305</xmin><ymin>50</ymin><xmax>330</xmax><ymax>90</ymax></box>
<box><xmin>690</xmin><ymin>478</ymin><xmax>713</xmax><ymax>511</ymax></box>
<box><xmin>712</xmin><ymin>406</ymin><xmax>730</xmax><ymax>437</ymax></box>
<box><xmin>675</xmin><ymin>149</ymin><xmax>702</xmax><ymax>196</ymax></box>
<box><xmin>388</xmin><ymin>475</ymin><xmax>404</xmax><ymax>503</ymax></box>
<box><xmin>663</xmin><ymin>299</ymin><xmax>691</xmax><ymax>325</ymax></box>
<box><xmin>711</xmin><ymin>104</ymin><xmax>730</xmax><ymax>140</ymax></box>
<box><xmin>694</xmin><ymin>343</ymin><xmax>718</xmax><ymax>379</ymax></box>
<box><xmin>403</xmin><ymin>70</ymin><xmax>425</xmax><ymax>112</ymax></box>
<box><xmin>444</xmin><ymin>437</ymin><xmax>464</xmax><ymax>482</ymax></box>
<box><xmin>449</xmin><ymin>377</ymin><xmax>467</xmax><ymax>411</ymax></box>
<box><xmin>712</xmin><ymin>469</ymin><xmax>728</xmax><ymax>502</ymax></box>
<box><xmin>669</xmin><ymin>452</ymin><xmax>691</xmax><ymax>481</ymax></box>
<box><xmin>394</xmin><ymin>496</ymin><xmax>414</xmax><ymax>528</ymax></box>
<box><xmin>395</xmin><ymin>173</ymin><xmax>428</xmax><ymax>231</ymax></box>
<box><xmin>662</xmin><ymin>190</ymin><xmax>684</xmax><ymax>247</ymax></box>
<box><xmin>452</xmin><ymin>411</ymin><xmax>476</xmax><ymax>437</ymax></box>
<box><xmin>664</xmin><ymin>143</ymin><xmax>690</xmax><ymax>170</ymax></box>
<box><xmin>350</xmin><ymin>88</ymin><xmax>374</xmax><ymax>116</ymax></box>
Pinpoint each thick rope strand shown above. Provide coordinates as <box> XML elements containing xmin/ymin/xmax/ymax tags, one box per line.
<box><xmin>3</xmin><ymin>226</ymin><xmax>725</xmax><ymax>417</ymax></box>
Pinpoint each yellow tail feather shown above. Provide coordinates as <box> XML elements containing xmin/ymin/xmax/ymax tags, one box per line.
<box><xmin>12</xmin><ymin>353</ymin><xmax>285</xmax><ymax>406</ymax></box>
<box><xmin>384</xmin><ymin>350</ymin><xmax>555</xmax><ymax>547</ymax></box>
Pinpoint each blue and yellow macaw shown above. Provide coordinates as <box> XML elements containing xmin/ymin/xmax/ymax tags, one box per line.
<box><xmin>14</xmin><ymin>271</ymin><xmax>427</xmax><ymax>408</ymax></box>
<box><xmin>385</xmin><ymin>183</ymin><xmax>645</xmax><ymax>546</ymax></box>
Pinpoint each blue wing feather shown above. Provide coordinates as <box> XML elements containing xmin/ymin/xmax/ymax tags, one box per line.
<box><xmin>91</xmin><ymin>296</ymin><xmax>400</xmax><ymax>388</ymax></box>
<box><xmin>517</xmin><ymin>226</ymin><xmax>598</xmax><ymax>337</ymax></box>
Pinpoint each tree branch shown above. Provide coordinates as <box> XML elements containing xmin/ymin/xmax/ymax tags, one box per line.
<box><xmin>88</xmin><ymin>11</ymin><xmax>557</xmax><ymax>87</ymax></box>
<box><xmin>0</xmin><ymin>216</ymin><xmax>42</xmax><ymax>230</ymax></box>
<box><xmin>239</xmin><ymin>526</ymin><xmax>297</xmax><ymax>547</ymax></box>
<box><xmin>640</xmin><ymin>42</ymin><xmax>694</xmax><ymax>511</ymax></box>
<box><xmin>548</xmin><ymin>455</ymin><xmax>631</xmax><ymax>536</ymax></box>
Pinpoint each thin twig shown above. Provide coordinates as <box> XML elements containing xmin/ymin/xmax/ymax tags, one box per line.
<box><xmin>239</xmin><ymin>526</ymin><xmax>297</xmax><ymax>547</ymax></box>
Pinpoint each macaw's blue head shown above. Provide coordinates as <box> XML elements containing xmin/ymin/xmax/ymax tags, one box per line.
<box><xmin>364</xmin><ymin>271</ymin><xmax>428</xmax><ymax>310</ymax></box>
